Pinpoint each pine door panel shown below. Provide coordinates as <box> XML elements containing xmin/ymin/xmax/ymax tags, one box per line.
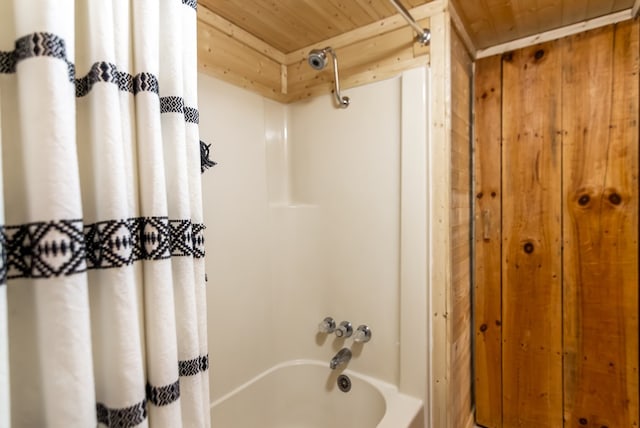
<box><xmin>474</xmin><ymin>22</ymin><xmax>639</xmax><ymax>428</ymax></box>
<box><xmin>473</xmin><ymin>55</ymin><xmax>504</xmax><ymax>428</ymax></box>
<box><xmin>501</xmin><ymin>41</ymin><xmax>564</xmax><ymax>428</ymax></box>
<box><xmin>562</xmin><ymin>21</ymin><xmax>639</xmax><ymax>428</ymax></box>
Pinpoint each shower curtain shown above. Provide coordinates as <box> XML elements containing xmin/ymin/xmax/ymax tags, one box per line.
<box><xmin>0</xmin><ymin>0</ymin><xmax>210</xmax><ymax>427</ymax></box>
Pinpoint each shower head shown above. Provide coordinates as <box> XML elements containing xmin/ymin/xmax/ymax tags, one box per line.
<box><xmin>306</xmin><ymin>47</ymin><xmax>350</xmax><ymax>108</ymax></box>
<box><xmin>307</xmin><ymin>49</ymin><xmax>328</xmax><ymax>70</ymax></box>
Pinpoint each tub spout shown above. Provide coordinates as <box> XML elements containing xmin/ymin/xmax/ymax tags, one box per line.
<box><xmin>329</xmin><ymin>348</ymin><xmax>352</xmax><ymax>370</ymax></box>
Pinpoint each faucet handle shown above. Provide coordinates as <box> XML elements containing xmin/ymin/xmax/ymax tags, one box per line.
<box><xmin>354</xmin><ymin>325</ymin><xmax>372</xmax><ymax>343</ymax></box>
<box><xmin>318</xmin><ymin>317</ymin><xmax>336</xmax><ymax>334</ymax></box>
<box><xmin>335</xmin><ymin>321</ymin><xmax>353</xmax><ymax>338</ymax></box>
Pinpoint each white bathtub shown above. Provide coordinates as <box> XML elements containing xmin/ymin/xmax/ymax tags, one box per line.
<box><xmin>210</xmin><ymin>359</ymin><xmax>423</xmax><ymax>428</ymax></box>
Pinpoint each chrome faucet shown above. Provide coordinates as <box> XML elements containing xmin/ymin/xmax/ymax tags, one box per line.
<box><xmin>329</xmin><ymin>348</ymin><xmax>352</xmax><ymax>370</ymax></box>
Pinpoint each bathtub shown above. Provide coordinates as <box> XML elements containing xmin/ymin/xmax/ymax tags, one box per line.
<box><xmin>210</xmin><ymin>359</ymin><xmax>423</xmax><ymax>428</ymax></box>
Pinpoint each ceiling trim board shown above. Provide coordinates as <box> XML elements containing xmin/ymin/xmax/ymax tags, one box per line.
<box><xmin>476</xmin><ymin>8</ymin><xmax>632</xmax><ymax>59</ymax></box>
<box><xmin>280</xmin><ymin>64</ymin><xmax>287</xmax><ymax>95</ymax></box>
<box><xmin>284</xmin><ymin>0</ymin><xmax>446</xmax><ymax>65</ymax></box>
<box><xmin>633</xmin><ymin>0</ymin><xmax>640</xmax><ymax>17</ymax></box>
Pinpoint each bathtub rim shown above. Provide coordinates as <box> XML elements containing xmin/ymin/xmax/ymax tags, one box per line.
<box><xmin>209</xmin><ymin>358</ymin><xmax>423</xmax><ymax>428</ymax></box>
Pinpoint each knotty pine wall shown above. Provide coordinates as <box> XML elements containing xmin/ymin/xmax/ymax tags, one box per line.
<box><xmin>450</xmin><ymin>26</ymin><xmax>474</xmax><ymax>428</ymax></box>
<box><xmin>473</xmin><ymin>53</ymin><xmax>502</xmax><ymax>428</ymax></box>
<box><xmin>474</xmin><ymin>20</ymin><xmax>639</xmax><ymax>428</ymax></box>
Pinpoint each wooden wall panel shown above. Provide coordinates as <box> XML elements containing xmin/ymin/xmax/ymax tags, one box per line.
<box><xmin>197</xmin><ymin>21</ymin><xmax>287</xmax><ymax>103</ymax></box>
<box><xmin>501</xmin><ymin>41</ymin><xmax>563</xmax><ymax>427</ymax></box>
<box><xmin>562</xmin><ymin>21</ymin><xmax>639</xmax><ymax>428</ymax></box>
<box><xmin>475</xmin><ymin>21</ymin><xmax>639</xmax><ymax>428</ymax></box>
<box><xmin>449</xmin><ymin>27</ymin><xmax>474</xmax><ymax>428</ymax></box>
<box><xmin>285</xmin><ymin>23</ymin><xmax>429</xmax><ymax>103</ymax></box>
<box><xmin>473</xmin><ymin>54</ymin><xmax>503</xmax><ymax>428</ymax></box>
<box><xmin>429</xmin><ymin>10</ymin><xmax>452</xmax><ymax>428</ymax></box>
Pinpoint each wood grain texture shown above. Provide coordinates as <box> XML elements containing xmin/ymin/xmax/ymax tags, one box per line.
<box><xmin>562</xmin><ymin>21</ymin><xmax>639</xmax><ymax>428</ymax></box>
<box><xmin>197</xmin><ymin>5</ymin><xmax>432</xmax><ymax>104</ymax></box>
<box><xmin>473</xmin><ymin>54</ymin><xmax>503</xmax><ymax>428</ymax></box>
<box><xmin>501</xmin><ymin>41</ymin><xmax>563</xmax><ymax>427</ymax></box>
<box><xmin>450</xmin><ymin>26</ymin><xmax>473</xmax><ymax>428</ymax></box>
<box><xmin>197</xmin><ymin>20</ymin><xmax>287</xmax><ymax>102</ymax></box>
<box><xmin>451</xmin><ymin>0</ymin><xmax>634</xmax><ymax>50</ymax></box>
<box><xmin>475</xmin><ymin>20</ymin><xmax>639</xmax><ymax>428</ymax></box>
<box><xmin>199</xmin><ymin>0</ymin><xmax>431</xmax><ymax>53</ymax></box>
<box><xmin>285</xmin><ymin>23</ymin><xmax>430</xmax><ymax>103</ymax></box>
<box><xmin>428</xmin><ymin>10</ymin><xmax>452</xmax><ymax>428</ymax></box>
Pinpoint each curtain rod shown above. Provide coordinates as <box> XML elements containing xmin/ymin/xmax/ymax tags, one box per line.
<box><xmin>389</xmin><ymin>0</ymin><xmax>431</xmax><ymax>45</ymax></box>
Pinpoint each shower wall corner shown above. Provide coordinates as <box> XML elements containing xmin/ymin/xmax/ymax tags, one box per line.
<box><xmin>199</xmin><ymin>68</ymin><xmax>433</xmax><ymax>412</ymax></box>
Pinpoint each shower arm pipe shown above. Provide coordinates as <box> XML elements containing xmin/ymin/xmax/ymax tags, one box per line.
<box><xmin>388</xmin><ymin>0</ymin><xmax>431</xmax><ymax>45</ymax></box>
<box><xmin>326</xmin><ymin>47</ymin><xmax>349</xmax><ymax>108</ymax></box>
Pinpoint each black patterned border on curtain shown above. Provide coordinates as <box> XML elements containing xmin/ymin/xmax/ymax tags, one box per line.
<box><xmin>159</xmin><ymin>95</ymin><xmax>217</xmax><ymax>174</ymax></box>
<box><xmin>146</xmin><ymin>380</ymin><xmax>181</xmax><ymax>407</ymax></box>
<box><xmin>169</xmin><ymin>220</ymin><xmax>193</xmax><ymax>257</ymax></box>
<box><xmin>160</xmin><ymin>96</ymin><xmax>200</xmax><ymax>124</ymax></box>
<box><xmin>96</xmin><ymin>400</ymin><xmax>147</xmax><ymax>428</ymax></box>
<box><xmin>182</xmin><ymin>0</ymin><xmax>197</xmax><ymax>11</ymax></box>
<box><xmin>75</xmin><ymin>61</ymin><xmax>158</xmax><ymax>97</ymax></box>
<box><xmin>191</xmin><ymin>223</ymin><xmax>206</xmax><ymax>258</ymax></box>
<box><xmin>0</xmin><ymin>31</ymin><xmax>215</xmax><ymax>179</ymax></box>
<box><xmin>184</xmin><ymin>106</ymin><xmax>199</xmax><ymax>124</ymax></box>
<box><xmin>179</xmin><ymin>354</ymin><xmax>209</xmax><ymax>377</ymax></box>
<box><xmin>0</xmin><ymin>33</ymin><xmax>199</xmax><ymax>126</ymax></box>
<box><xmin>0</xmin><ymin>217</ymin><xmax>206</xmax><ymax>285</ymax></box>
<box><xmin>0</xmin><ymin>32</ymin><xmax>75</xmax><ymax>81</ymax></box>
<box><xmin>4</xmin><ymin>220</ymin><xmax>87</xmax><ymax>281</ymax></box>
<box><xmin>95</xmin><ymin>351</ymin><xmax>209</xmax><ymax>428</ymax></box>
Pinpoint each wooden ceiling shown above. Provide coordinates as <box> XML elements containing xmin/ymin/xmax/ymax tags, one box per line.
<box><xmin>198</xmin><ymin>0</ymin><xmax>636</xmax><ymax>53</ymax></box>
<box><xmin>199</xmin><ymin>0</ymin><xmax>432</xmax><ymax>53</ymax></box>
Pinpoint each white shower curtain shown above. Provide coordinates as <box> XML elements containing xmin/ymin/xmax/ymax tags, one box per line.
<box><xmin>0</xmin><ymin>1</ymin><xmax>210</xmax><ymax>427</ymax></box>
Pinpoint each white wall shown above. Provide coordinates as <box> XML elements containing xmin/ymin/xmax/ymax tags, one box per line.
<box><xmin>199</xmin><ymin>71</ymin><xmax>427</xmax><ymax>402</ymax></box>
<box><xmin>287</xmin><ymin>80</ymin><xmax>402</xmax><ymax>385</ymax></box>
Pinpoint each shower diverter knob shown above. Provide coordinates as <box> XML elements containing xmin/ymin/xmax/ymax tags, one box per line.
<box><xmin>335</xmin><ymin>321</ymin><xmax>353</xmax><ymax>338</ymax></box>
<box><xmin>318</xmin><ymin>317</ymin><xmax>336</xmax><ymax>334</ymax></box>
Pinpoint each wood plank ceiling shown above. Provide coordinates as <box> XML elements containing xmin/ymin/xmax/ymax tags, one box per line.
<box><xmin>199</xmin><ymin>0</ymin><xmax>432</xmax><ymax>53</ymax></box>
<box><xmin>198</xmin><ymin>0</ymin><xmax>636</xmax><ymax>52</ymax></box>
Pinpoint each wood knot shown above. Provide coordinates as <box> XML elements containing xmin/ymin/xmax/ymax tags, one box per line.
<box><xmin>579</xmin><ymin>418</ymin><xmax>588</xmax><ymax>425</ymax></box>
<box><xmin>502</xmin><ymin>52</ymin><xmax>513</xmax><ymax>62</ymax></box>
<box><xmin>578</xmin><ymin>194</ymin><xmax>590</xmax><ymax>206</ymax></box>
<box><xmin>534</xmin><ymin>49</ymin><xmax>545</xmax><ymax>60</ymax></box>
<box><xmin>523</xmin><ymin>242</ymin><xmax>534</xmax><ymax>254</ymax></box>
<box><xmin>608</xmin><ymin>192</ymin><xmax>622</xmax><ymax>205</ymax></box>
<box><xmin>479</xmin><ymin>324</ymin><xmax>488</xmax><ymax>332</ymax></box>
